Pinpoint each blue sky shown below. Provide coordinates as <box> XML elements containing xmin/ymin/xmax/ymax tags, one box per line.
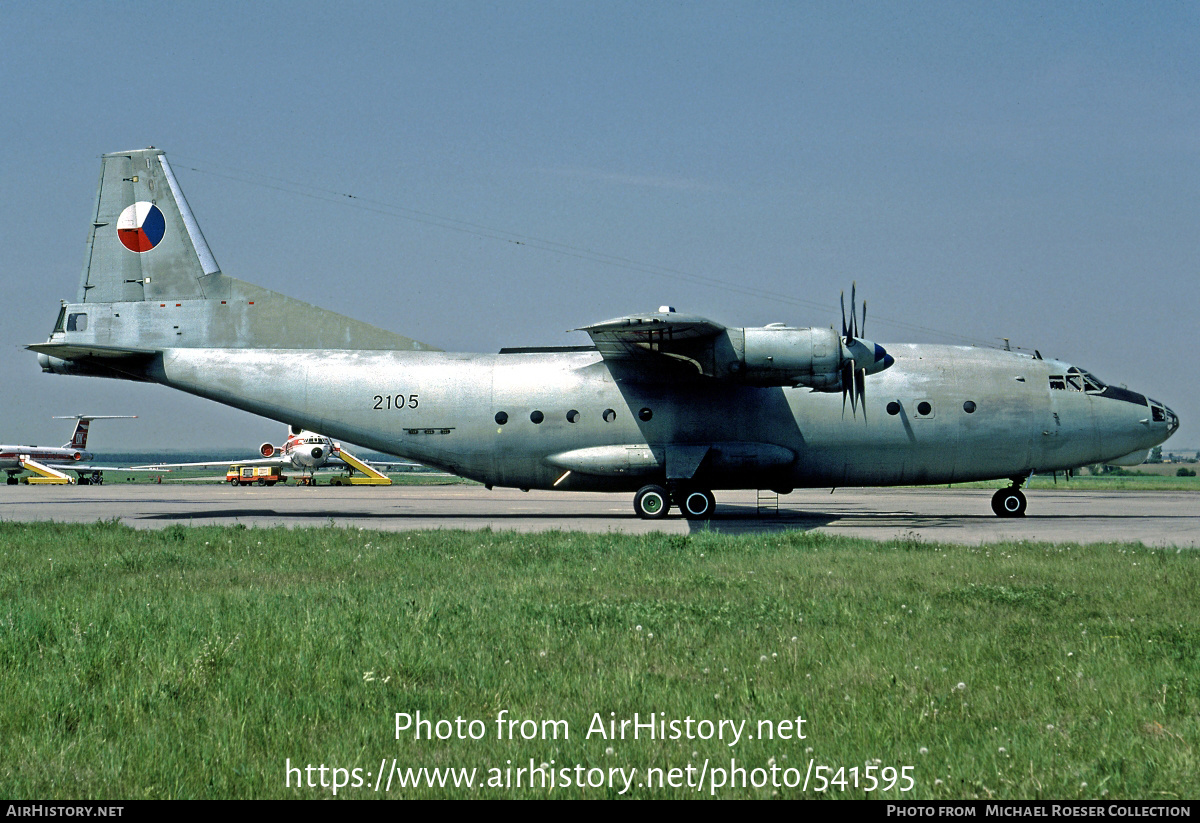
<box><xmin>2</xmin><ymin>1</ymin><xmax>1196</xmax><ymax>451</ymax></box>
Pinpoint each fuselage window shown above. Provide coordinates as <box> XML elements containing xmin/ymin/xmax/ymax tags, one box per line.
<box><xmin>963</xmin><ymin>401</ymin><xmax>976</xmax><ymax>414</ymax></box>
<box><xmin>67</xmin><ymin>313</ymin><xmax>88</xmax><ymax>332</ymax></box>
<box><xmin>495</xmin><ymin>411</ymin><xmax>508</xmax><ymax>425</ymax></box>
<box><xmin>639</xmin><ymin>407</ymin><xmax>653</xmax><ymax>422</ymax></box>
<box><xmin>530</xmin><ymin>410</ymin><xmax>544</xmax><ymax>424</ymax></box>
<box><xmin>917</xmin><ymin>401</ymin><xmax>932</xmax><ymax>416</ymax></box>
<box><xmin>602</xmin><ymin>409</ymin><xmax>617</xmax><ymax>423</ymax></box>
<box><xmin>886</xmin><ymin>401</ymin><xmax>901</xmax><ymax>416</ymax></box>
<box><xmin>566</xmin><ymin>409</ymin><xmax>580</xmax><ymax>423</ymax></box>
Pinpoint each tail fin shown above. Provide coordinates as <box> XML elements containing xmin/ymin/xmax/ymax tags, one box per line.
<box><xmin>63</xmin><ymin>418</ymin><xmax>90</xmax><ymax>450</ymax></box>
<box><xmin>78</xmin><ymin>149</ymin><xmax>222</xmax><ymax>303</ymax></box>
<box><xmin>53</xmin><ymin>415</ymin><xmax>137</xmax><ymax>449</ymax></box>
<box><xmin>38</xmin><ymin>148</ymin><xmax>436</xmax><ymax>357</ymax></box>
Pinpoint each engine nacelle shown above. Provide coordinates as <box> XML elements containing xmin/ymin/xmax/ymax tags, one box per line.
<box><xmin>738</xmin><ymin>327</ymin><xmax>845</xmax><ymax>389</ymax></box>
<box><xmin>260</xmin><ymin>442</ymin><xmax>278</xmax><ymax>458</ymax></box>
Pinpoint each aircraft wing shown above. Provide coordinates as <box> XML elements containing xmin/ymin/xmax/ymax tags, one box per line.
<box><xmin>575</xmin><ymin>310</ymin><xmax>726</xmax><ymax>373</ymax></box>
<box><xmin>129</xmin><ymin>457</ymin><xmax>281</xmax><ymax>470</ymax></box>
<box><xmin>43</xmin><ymin>463</ymin><xmax>171</xmax><ymax>473</ymax></box>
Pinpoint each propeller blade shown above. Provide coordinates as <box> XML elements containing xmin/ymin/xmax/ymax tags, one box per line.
<box><xmin>840</xmin><ymin>290</ymin><xmax>848</xmax><ymax>340</ymax></box>
<box><xmin>861</xmin><ymin>300</ymin><xmax>867</xmax><ymax>338</ymax></box>
<box><xmin>850</xmin><ymin>282</ymin><xmax>858</xmax><ymax>339</ymax></box>
<box><xmin>856</xmin><ymin>367</ymin><xmax>867</xmax><ymax>418</ymax></box>
<box><xmin>841</xmin><ymin>361</ymin><xmax>852</xmax><ymax>416</ymax></box>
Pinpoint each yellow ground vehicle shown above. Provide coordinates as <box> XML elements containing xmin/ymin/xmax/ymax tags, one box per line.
<box><xmin>225</xmin><ymin>465</ymin><xmax>286</xmax><ymax>486</ymax></box>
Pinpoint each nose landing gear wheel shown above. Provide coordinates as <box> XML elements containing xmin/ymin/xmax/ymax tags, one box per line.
<box><xmin>634</xmin><ymin>484</ymin><xmax>670</xmax><ymax>519</ymax></box>
<box><xmin>991</xmin><ymin>487</ymin><xmax>1027</xmax><ymax>517</ymax></box>
<box><xmin>678</xmin><ymin>488</ymin><xmax>716</xmax><ymax>520</ymax></box>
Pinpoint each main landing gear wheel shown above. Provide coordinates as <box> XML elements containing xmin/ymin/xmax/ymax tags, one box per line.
<box><xmin>991</xmin><ymin>487</ymin><xmax>1027</xmax><ymax>518</ymax></box>
<box><xmin>678</xmin><ymin>488</ymin><xmax>716</xmax><ymax>520</ymax></box>
<box><xmin>634</xmin><ymin>484</ymin><xmax>670</xmax><ymax>519</ymax></box>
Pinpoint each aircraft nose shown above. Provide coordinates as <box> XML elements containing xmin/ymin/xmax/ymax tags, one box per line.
<box><xmin>1165</xmin><ymin>405</ymin><xmax>1180</xmax><ymax>435</ymax></box>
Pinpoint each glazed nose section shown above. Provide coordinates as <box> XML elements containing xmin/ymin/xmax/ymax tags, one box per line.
<box><xmin>1147</xmin><ymin>399</ymin><xmax>1180</xmax><ymax>438</ymax></box>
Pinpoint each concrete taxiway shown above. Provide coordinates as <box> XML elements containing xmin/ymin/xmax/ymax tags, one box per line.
<box><xmin>1</xmin><ymin>484</ymin><xmax>1197</xmax><ymax>546</ymax></box>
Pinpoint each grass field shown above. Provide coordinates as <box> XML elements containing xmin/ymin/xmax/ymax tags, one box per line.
<box><xmin>1</xmin><ymin>522</ymin><xmax>1196</xmax><ymax>799</ymax></box>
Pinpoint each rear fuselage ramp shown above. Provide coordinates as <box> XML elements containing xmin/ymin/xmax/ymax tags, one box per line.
<box><xmin>335</xmin><ymin>449</ymin><xmax>392</xmax><ymax>485</ymax></box>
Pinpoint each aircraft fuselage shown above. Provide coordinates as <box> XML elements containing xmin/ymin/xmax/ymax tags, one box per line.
<box><xmin>119</xmin><ymin>342</ymin><xmax>1171</xmax><ymax>493</ymax></box>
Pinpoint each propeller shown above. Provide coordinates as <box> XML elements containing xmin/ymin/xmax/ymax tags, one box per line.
<box><xmin>838</xmin><ymin>281</ymin><xmax>891</xmax><ymax>418</ymax></box>
<box><xmin>840</xmin><ymin>281</ymin><xmax>868</xmax><ymax>343</ymax></box>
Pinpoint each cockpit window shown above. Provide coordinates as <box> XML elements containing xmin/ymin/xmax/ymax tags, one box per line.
<box><xmin>1049</xmin><ymin>369</ymin><xmax>1107</xmax><ymax>394</ymax></box>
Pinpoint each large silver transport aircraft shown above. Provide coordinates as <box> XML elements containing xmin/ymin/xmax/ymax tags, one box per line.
<box><xmin>29</xmin><ymin>149</ymin><xmax>1180</xmax><ymax>518</ymax></box>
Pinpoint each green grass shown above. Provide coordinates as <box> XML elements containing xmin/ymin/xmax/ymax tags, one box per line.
<box><xmin>1</xmin><ymin>522</ymin><xmax>1196</xmax><ymax>799</ymax></box>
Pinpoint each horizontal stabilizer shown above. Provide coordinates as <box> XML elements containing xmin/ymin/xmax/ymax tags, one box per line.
<box><xmin>29</xmin><ymin>342</ymin><xmax>159</xmax><ymax>361</ymax></box>
<box><xmin>30</xmin><ymin>341</ymin><xmax>159</xmax><ymax>382</ymax></box>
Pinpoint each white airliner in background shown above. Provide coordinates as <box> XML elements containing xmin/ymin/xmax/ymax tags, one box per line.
<box><xmin>133</xmin><ymin>425</ymin><xmax>418</xmax><ymax>484</ymax></box>
<box><xmin>1</xmin><ymin>415</ymin><xmax>137</xmax><ymax>485</ymax></box>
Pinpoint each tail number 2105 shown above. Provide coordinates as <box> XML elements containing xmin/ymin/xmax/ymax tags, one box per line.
<box><xmin>373</xmin><ymin>394</ymin><xmax>419</xmax><ymax>410</ymax></box>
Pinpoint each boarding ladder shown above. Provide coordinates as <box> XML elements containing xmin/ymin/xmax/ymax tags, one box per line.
<box><xmin>756</xmin><ymin>489</ymin><xmax>779</xmax><ymax>516</ymax></box>
<box><xmin>334</xmin><ymin>449</ymin><xmax>392</xmax><ymax>485</ymax></box>
<box><xmin>20</xmin><ymin>456</ymin><xmax>74</xmax><ymax>484</ymax></box>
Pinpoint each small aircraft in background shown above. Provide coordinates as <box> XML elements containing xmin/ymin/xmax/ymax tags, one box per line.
<box><xmin>1</xmin><ymin>415</ymin><xmax>138</xmax><ymax>485</ymax></box>
<box><xmin>134</xmin><ymin>425</ymin><xmax>417</xmax><ymax>485</ymax></box>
